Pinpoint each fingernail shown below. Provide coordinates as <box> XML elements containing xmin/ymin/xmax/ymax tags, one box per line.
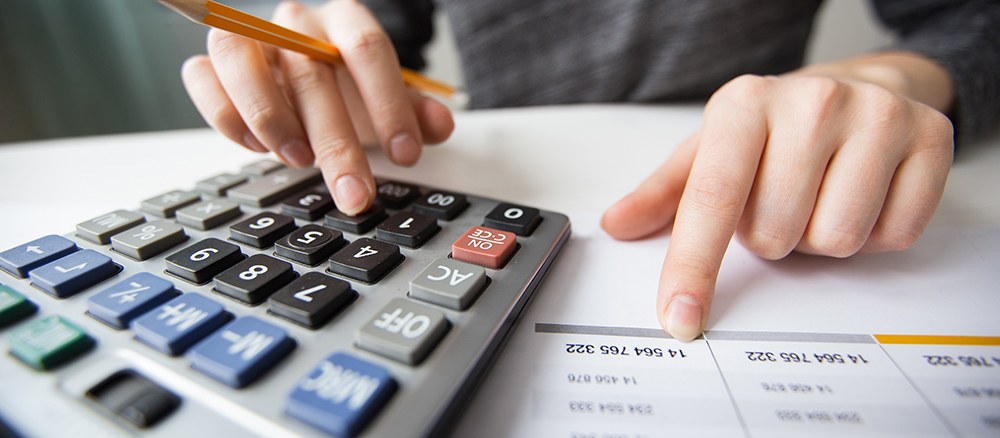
<box><xmin>389</xmin><ymin>133</ymin><xmax>420</xmax><ymax>165</ymax></box>
<box><xmin>334</xmin><ymin>174</ymin><xmax>370</xmax><ymax>215</ymax></box>
<box><xmin>279</xmin><ymin>139</ymin><xmax>313</xmax><ymax>167</ymax></box>
<box><xmin>243</xmin><ymin>134</ymin><xmax>267</xmax><ymax>153</ymax></box>
<box><xmin>662</xmin><ymin>295</ymin><xmax>702</xmax><ymax>342</ymax></box>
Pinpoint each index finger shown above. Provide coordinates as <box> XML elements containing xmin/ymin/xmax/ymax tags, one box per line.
<box><xmin>658</xmin><ymin>77</ymin><xmax>769</xmax><ymax>341</ymax></box>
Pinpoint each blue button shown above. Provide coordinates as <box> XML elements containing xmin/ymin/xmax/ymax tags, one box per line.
<box><xmin>28</xmin><ymin>250</ymin><xmax>118</xmax><ymax>298</ymax></box>
<box><xmin>87</xmin><ymin>273</ymin><xmax>180</xmax><ymax>329</ymax></box>
<box><xmin>287</xmin><ymin>352</ymin><xmax>397</xmax><ymax>438</ymax></box>
<box><xmin>132</xmin><ymin>293</ymin><xmax>229</xmax><ymax>355</ymax></box>
<box><xmin>189</xmin><ymin>316</ymin><xmax>295</xmax><ymax>388</ymax></box>
<box><xmin>0</xmin><ymin>235</ymin><xmax>78</xmax><ymax>278</ymax></box>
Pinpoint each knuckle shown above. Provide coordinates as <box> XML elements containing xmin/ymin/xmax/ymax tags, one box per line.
<box><xmin>805</xmin><ymin>226</ymin><xmax>867</xmax><ymax>258</ymax></box>
<box><xmin>283</xmin><ymin>61</ymin><xmax>330</xmax><ymax>94</ymax></box>
<box><xmin>342</xmin><ymin>28</ymin><xmax>392</xmax><ymax>58</ymax></box>
<box><xmin>206</xmin><ymin>28</ymin><xmax>247</xmax><ymax>59</ymax></box>
<box><xmin>873</xmin><ymin>224</ymin><xmax>923</xmax><ymax>252</ymax></box>
<box><xmin>244</xmin><ymin>99</ymin><xmax>283</xmax><ymax>135</ymax></box>
<box><xmin>207</xmin><ymin>103</ymin><xmax>241</xmax><ymax>132</ymax></box>
<box><xmin>272</xmin><ymin>1</ymin><xmax>307</xmax><ymax>21</ymax></box>
<box><xmin>685</xmin><ymin>170</ymin><xmax>746</xmax><ymax>214</ymax></box>
<box><xmin>313</xmin><ymin>134</ymin><xmax>359</xmax><ymax>168</ymax></box>
<box><xmin>712</xmin><ymin>74</ymin><xmax>770</xmax><ymax>107</ymax></box>
<box><xmin>737</xmin><ymin>223</ymin><xmax>798</xmax><ymax>260</ymax></box>
<box><xmin>796</xmin><ymin>76</ymin><xmax>847</xmax><ymax>121</ymax></box>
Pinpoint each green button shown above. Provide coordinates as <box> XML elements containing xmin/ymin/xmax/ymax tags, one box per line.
<box><xmin>0</xmin><ymin>285</ymin><xmax>36</xmax><ymax>327</ymax></box>
<box><xmin>8</xmin><ymin>316</ymin><xmax>94</xmax><ymax>370</ymax></box>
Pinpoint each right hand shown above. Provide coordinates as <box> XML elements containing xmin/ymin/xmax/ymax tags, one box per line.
<box><xmin>181</xmin><ymin>0</ymin><xmax>455</xmax><ymax>215</ymax></box>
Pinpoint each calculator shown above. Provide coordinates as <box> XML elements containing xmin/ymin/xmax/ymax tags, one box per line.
<box><xmin>0</xmin><ymin>160</ymin><xmax>571</xmax><ymax>438</ymax></box>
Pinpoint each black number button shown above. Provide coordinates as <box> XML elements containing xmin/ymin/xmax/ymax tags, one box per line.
<box><xmin>280</xmin><ymin>189</ymin><xmax>335</xmax><ymax>220</ymax></box>
<box><xmin>483</xmin><ymin>203</ymin><xmax>542</xmax><ymax>236</ymax></box>
<box><xmin>268</xmin><ymin>272</ymin><xmax>355</xmax><ymax>328</ymax></box>
<box><xmin>164</xmin><ymin>238</ymin><xmax>243</xmax><ymax>284</ymax></box>
<box><xmin>328</xmin><ymin>238</ymin><xmax>402</xmax><ymax>283</ymax></box>
<box><xmin>324</xmin><ymin>204</ymin><xmax>388</xmax><ymax>234</ymax></box>
<box><xmin>374</xmin><ymin>181</ymin><xmax>420</xmax><ymax>209</ymax></box>
<box><xmin>411</xmin><ymin>191</ymin><xmax>468</xmax><ymax>220</ymax></box>
<box><xmin>375</xmin><ymin>212</ymin><xmax>439</xmax><ymax>248</ymax></box>
<box><xmin>229</xmin><ymin>212</ymin><xmax>297</xmax><ymax>248</ymax></box>
<box><xmin>214</xmin><ymin>254</ymin><xmax>296</xmax><ymax>305</ymax></box>
<box><xmin>275</xmin><ymin>224</ymin><xmax>347</xmax><ymax>265</ymax></box>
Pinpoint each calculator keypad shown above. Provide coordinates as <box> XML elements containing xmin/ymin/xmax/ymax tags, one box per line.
<box><xmin>275</xmin><ymin>224</ymin><xmax>347</xmax><ymax>266</ymax></box>
<box><xmin>268</xmin><ymin>272</ymin><xmax>355</xmax><ymax>328</ymax></box>
<box><xmin>111</xmin><ymin>220</ymin><xmax>188</xmax><ymax>261</ymax></box>
<box><xmin>165</xmin><ymin>238</ymin><xmax>244</xmax><ymax>284</ymax></box>
<box><xmin>356</xmin><ymin>298</ymin><xmax>450</xmax><ymax>365</ymax></box>
<box><xmin>229</xmin><ymin>212</ymin><xmax>297</xmax><ymax>248</ymax></box>
<box><xmin>328</xmin><ymin>238</ymin><xmax>403</xmax><ymax>283</ymax></box>
<box><xmin>214</xmin><ymin>254</ymin><xmax>296</xmax><ymax>305</ymax></box>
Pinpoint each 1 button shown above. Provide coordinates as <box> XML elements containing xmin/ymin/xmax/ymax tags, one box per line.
<box><xmin>375</xmin><ymin>211</ymin><xmax>439</xmax><ymax>248</ymax></box>
<box><xmin>328</xmin><ymin>238</ymin><xmax>402</xmax><ymax>283</ymax></box>
<box><xmin>0</xmin><ymin>285</ymin><xmax>37</xmax><ymax>328</ymax></box>
<box><xmin>141</xmin><ymin>190</ymin><xmax>200</xmax><ymax>218</ymax></box>
<box><xmin>451</xmin><ymin>226</ymin><xmax>517</xmax><ymax>269</ymax></box>
<box><xmin>411</xmin><ymin>190</ymin><xmax>468</xmax><ymax>220</ymax></box>
<box><xmin>29</xmin><ymin>249</ymin><xmax>119</xmax><ymax>298</ymax></box>
<box><xmin>76</xmin><ymin>210</ymin><xmax>146</xmax><ymax>245</ymax></box>
<box><xmin>281</xmin><ymin>189</ymin><xmax>335</xmax><ymax>220</ymax></box>
<box><xmin>132</xmin><ymin>293</ymin><xmax>230</xmax><ymax>356</ymax></box>
<box><xmin>229</xmin><ymin>212</ymin><xmax>297</xmax><ymax>248</ymax></box>
<box><xmin>189</xmin><ymin>316</ymin><xmax>296</xmax><ymax>388</ymax></box>
<box><xmin>287</xmin><ymin>352</ymin><xmax>397</xmax><ymax>438</ymax></box>
<box><xmin>214</xmin><ymin>254</ymin><xmax>296</xmax><ymax>305</ymax></box>
<box><xmin>325</xmin><ymin>204</ymin><xmax>388</xmax><ymax>234</ymax></box>
<box><xmin>8</xmin><ymin>316</ymin><xmax>94</xmax><ymax>370</ymax></box>
<box><xmin>483</xmin><ymin>203</ymin><xmax>542</xmax><ymax>236</ymax></box>
<box><xmin>268</xmin><ymin>272</ymin><xmax>355</xmax><ymax>328</ymax></box>
<box><xmin>111</xmin><ymin>220</ymin><xmax>189</xmax><ymax>261</ymax></box>
<box><xmin>165</xmin><ymin>238</ymin><xmax>244</xmax><ymax>284</ymax></box>
<box><xmin>409</xmin><ymin>258</ymin><xmax>488</xmax><ymax>310</ymax></box>
<box><xmin>86</xmin><ymin>370</ymin><xmax>180</xmax><ymax>428</ymax></box>
<box><xmin>0</xmin><ymin>234</ymin><xmax>78</xmax><ymax>278</ymax></box>
<box><xmin>375</xmin><ymin>181</ymin><xmax>420</xmax><ymax>209</ymax></box>
<box><xmin>275</xmin><ymin>224</ymin><xmax>347</xmax><ymax>266</ymax></box>
<box><xmin>175</xmin><ymin>199</ymin><xmax>242</xmax><ymax>231</ymax></box>
<box><xmin>87</xmin><ymin>273</ymin><xmax>180</xmax><ymax>329</ymax></box>
<box><xmin>356</xmin><ymin>298</ymin><xmax>450</xmax><ymax>365</ymax></box>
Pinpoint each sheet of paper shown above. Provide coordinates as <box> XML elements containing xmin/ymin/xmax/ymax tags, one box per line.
<box><xmin>452</xmin><ymin>214</ymin><xmax>1000</xmax><ymax>438</ymax></box>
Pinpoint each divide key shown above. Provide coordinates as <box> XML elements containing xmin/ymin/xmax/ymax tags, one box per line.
<box><xmin>0</xmin><ymin>235</ymin><xmax>78</xmax><ymax>278</ymax></box>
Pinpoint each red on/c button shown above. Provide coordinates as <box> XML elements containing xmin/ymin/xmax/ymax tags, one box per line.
<box><xmin>451</xmin><ymin>226</ymin><xmax>516</xmax><ymax>269</ymax></box>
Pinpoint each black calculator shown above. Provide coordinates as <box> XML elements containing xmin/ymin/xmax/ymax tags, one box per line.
<box><xmin>0</xmin><ymin>160</ymin><xmax>570</xmax><ymax>438</ymax></box>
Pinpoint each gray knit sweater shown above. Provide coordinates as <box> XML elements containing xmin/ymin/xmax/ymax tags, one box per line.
<box><xmin>363</xmin><ymin>0</ymin><xmax>1000</xmax><ymax>143</ymax></box>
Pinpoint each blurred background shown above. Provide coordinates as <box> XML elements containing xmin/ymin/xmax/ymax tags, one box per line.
<box><xmin>0</xmin><ymin>0</ymin><xmax>896</xmax><ymax>144</ymax></box>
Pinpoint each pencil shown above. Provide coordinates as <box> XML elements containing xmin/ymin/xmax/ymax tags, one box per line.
<box><xmin>156</xmin><ymin>0</ymin><xmax>460</xmax><ymax>99</ymax></box>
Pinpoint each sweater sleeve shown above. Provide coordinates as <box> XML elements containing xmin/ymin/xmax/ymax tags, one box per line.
<box><xmin>358</xmin><ymin>0</ymin><xmax>435</xmax><ymax>71</ymax></box>
<box><xmin>872</xmin><ymin>0</ymin><xmax>1000</xmax><ymax>144</ymax></box>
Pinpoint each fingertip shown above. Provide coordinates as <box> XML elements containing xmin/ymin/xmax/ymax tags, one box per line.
<box><xmin>600</xmin><ymin>191</ymin><xmax>678</xmax><ymax>241</ymax></box>
<box><xmin>389</xmin><ymin>133</ymin><xmax>421</xmax><ymax>166</ymax></box>
<box><xmin>414</xmin><ymin>95</ymin><xmax>455</xmax><ymax>144</ymax></box>
<box><xmin>332</xmin><ymin>173</ymin><xmax>374</xmax><ymax>216</ymax></box>
<box><xmin>660</xmin><ymin>295</ymin><xmax>703</xmax><ymax>342</ymax></box>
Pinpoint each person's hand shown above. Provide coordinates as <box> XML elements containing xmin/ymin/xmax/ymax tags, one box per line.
<box><xmin>180</xmin><ymin>0</ymin><xmax>454</xmax><ymax>215</ymax></box>
<box><xmin>602</xmin><ymin>56</ymin><xmax>955</xmax><ymax>341</ymax></box>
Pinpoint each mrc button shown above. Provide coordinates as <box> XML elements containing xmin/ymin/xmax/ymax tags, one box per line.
<box><xmin>452</xmin><ymin>226</ymin><xmax>516</xmax><ymax>269</ymax></box>
<box><xmin>483</xmin><ymin>203</ymin><xmax>541</xmax><ymax>236</ymax></box>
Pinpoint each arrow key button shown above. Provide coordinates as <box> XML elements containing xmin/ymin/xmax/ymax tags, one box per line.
<box><xmin>0</xmin><ymin>235</ymin><xmax>79</xmax><ymax>278</ymax></box>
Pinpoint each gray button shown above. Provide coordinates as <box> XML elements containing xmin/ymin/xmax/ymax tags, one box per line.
<box><xmin>76</xmin><ymin>210</ymin><xmax>146</xmax><ymax>244</ymax></box>
<box><xmin>241</xmin><ymin>159</ymin><xmax>284</xmax><ymax>176</ymax></box>
<box><xmin>140</xmin><ymin>190</ymin><xmax>200</xmax><ymax>218</ymax></box>
<box><xmin>356</xmin><ymin>298</ymin><xmax>450</xmax><ymax>365</ymax></box>
<box><xmin>227</xmin><ymin>167</ymin><xmax>322</xmax><ymax>207</ymax></box>
<box><xmin>176</xmin><ymin>199</ymin><xmax>242</xmax><ymax>230</ymax></box>
<box><xmin>196</xmin><ymin>173</ymin><xmax>248</xmax><ymax>196</ymax></box>
<box><xmin>409</xmin><ymin>258</ymin><xmax>487</xmax><ymax>310</ymax></box>
<box><xmin>111</xmin><ymin>220</ymin><xmax>188</xmax><ymax>261</ymax></box>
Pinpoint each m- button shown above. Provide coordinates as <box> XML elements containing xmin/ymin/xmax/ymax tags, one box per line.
<box><xmin>451</xmin><ymin>226</ymin><xmax>516</xmax><ymax>269</ymax></box>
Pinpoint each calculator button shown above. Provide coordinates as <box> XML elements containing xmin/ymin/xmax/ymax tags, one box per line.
<box><xmin>196</xmin><ymin>173</ymin><xmax>248</xmax><ymax>196</ymax></box>
<box><xmin>86</xmin><ymin>370</ymin><xmax>180</xmax><ymax>428</ymax></box>
<box><xmin>409</xmin><ymin>258</ymin><xmax>488</xmax><ymax>311</ymax></box>
<box><xmin>411</xmin><ymin>191</ymin><xmax>469</xmax><ymax>220</ymax></box>
<box><xmin>29</xmin><ymin>249</ymin><xmax>118</xmax><ymax>298</ymax></box>
<box><xmin>375</xmin><ymin>181</ymin><xmax>420</xmax><ymax>209</ymax></box>
<box><xmin>229</xmin><ymin>212</ymin><xmax>297</xmax><ymax>248</ymax></box>
<box><xmin>132</xmin><ymin>293</ymin><xmax>229</xmax><ymax>356</ymax></box>
<box><xmin>111</xmin><ymin>220</ymin><xmax>188</xmax><ymax>261</ymax></box>
<box><xmin>175</xmin><ymin>199</ymin><xmax>242</xmax><ymax>231</ymax></box>
<box><xmin>451</xmin><ymin>226</ymin><xmax>517</xmax><ymax>269</ymax></box>
<box><xmin>275</xmin><ymin>224</ymin><xmax>347</xmax><ymax>266</ymax></box>
<box><xmin>324</xmin><ymin>204</ymin><xmax>388</xmax><ymax>234</ymax></box>
<box><xmin>375</xmin><ymin>211</ymin><xmax>439</xmax><ymax>248</ymax></box>
<box><xmin>286</xmin><ymin>352</ymin><xmax>397</xmax><ymax>438</ymax></box>
<box><xmin>165</xmin><ymin>238</ymin><xmax>244</xmax><ymax>284</ymax></box>
<box><xmin>227</xmin><ymin>167</ymin><xmax>322</xmax><ymax>207</ymax></box>
<box><xmin>0</xmin><ymin>285</ymin><xmax>37</xmax><ymax>328</ymax></box>
<box><xmin>214</xmin><ymin>254</ymin><xmax>296</xmax><ymax>305</ymax></box>
<box><xmin>76</xmin><ymin>210</ymin><xmax>146</xmax><ymax>245</ymax></box>
<box><xmin>7</xmin><ymin>316</ymin><xmax>94</xmax><ymax>370</ymax></box>
<box><xmin>356</xmin><ymin>298</ymin><xmax>450</xmax><ymax>365</ymax></box>
<box><xmin>328</xmin><ymin>238</ymin><xmax>403</xmax><ymax>283</ymax></box>
<box><xmin>484</xmin><ymin>203</ymin><xmax>542</xmax><ymax>236</ymax></box>
<box><xmin>141</xmin><ymin>190</ymin><xmax>201</xmax><ymax>218</ymax></box>
<box><xmin>281</xmin><ymin>189</ymin><xmax>335</xmax><ymax>220</ymax></box>
<box><xmin>241</xmin><ymin>159</ymin><xmax>284</xmax><ymax>176</ymax></box>
<box><xmin>0</xmin><ymin>234</ymin><xmax>78</xmax><ymax>278</ymax></box>
<box><xmin>189</xmin><ymin>316</ymin><xmax>296</xmax><ymax>388</ymax></box>
<box><xmin>87</xmin><ymin>273</ymin><xmax>179</xmax><ymax>329</ymax></box>
<box><xmin>268</xmin><ymin>272</ymin><xmax>355</xmax><ymax>328</ymax></box>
